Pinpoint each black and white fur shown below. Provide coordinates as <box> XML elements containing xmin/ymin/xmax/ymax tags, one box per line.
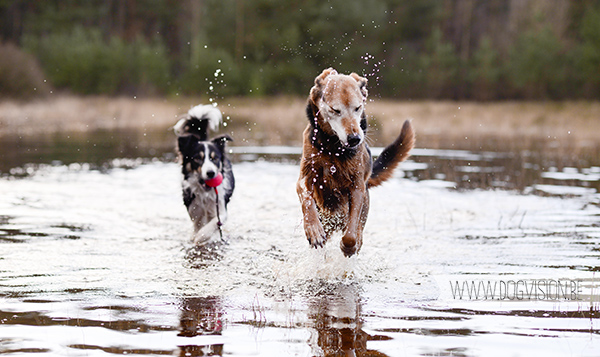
<box><xmin>174</xmin><ymin>104</ymin><xmax>234</xmax><ymax>244</ymax></box>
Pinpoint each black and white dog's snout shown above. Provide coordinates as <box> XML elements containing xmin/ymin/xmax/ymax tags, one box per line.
<box><xmin>199</xmin><ymin>161</ymin><xmax>222</xmax><ymax>191</ymax></box>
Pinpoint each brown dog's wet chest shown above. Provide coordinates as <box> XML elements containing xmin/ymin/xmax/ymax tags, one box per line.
<box><xmin>303</xmin><ymin>150</ymin><xmax>370</xmax><ymax>213</ymax></box>
<box><xmin>313</xmin><ymin>161</ymin><xmax>351</xmax><ymax>211</ymax></box>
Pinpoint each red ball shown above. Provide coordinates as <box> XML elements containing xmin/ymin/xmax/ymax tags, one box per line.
<box><xmin>205</xmin><ymin>173</ymin><xmax>223</xmax><ymax>188</ymax></box>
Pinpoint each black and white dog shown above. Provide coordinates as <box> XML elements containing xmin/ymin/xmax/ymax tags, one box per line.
<box><xmin>174</xmin><ymin>104</ymin><xmax>234</xmax><ymax>244</ymax></box>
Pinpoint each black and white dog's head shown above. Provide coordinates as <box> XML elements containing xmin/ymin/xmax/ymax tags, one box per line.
<box><xmin>178</xmin><ymin>134</ymin><xmax>233</xmax><ymax>191</ymax></box>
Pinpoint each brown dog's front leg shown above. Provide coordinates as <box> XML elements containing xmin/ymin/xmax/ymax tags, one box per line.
<box><xmin>341</xmin><ymin>185</ymin><xmax>368</xmax><ymax>257</ymax></box>
<box><xmin>297</xmin><ymin>178</ymin><xmax>327</xmax><ymax>248</ymax></box>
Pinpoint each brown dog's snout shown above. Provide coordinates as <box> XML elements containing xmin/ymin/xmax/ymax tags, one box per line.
<box><xmin>346</xmin><ymin>134</ymin><xmax>362</xmax><ymax>148</ymax></box>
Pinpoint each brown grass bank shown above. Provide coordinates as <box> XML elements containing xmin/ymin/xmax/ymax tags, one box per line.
<box><xmin>1</xmin><ymin>95</ymin><xmax>599</xmax><ymax>153</ymax></box>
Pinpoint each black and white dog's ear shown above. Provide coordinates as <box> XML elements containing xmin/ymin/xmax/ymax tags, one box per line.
<box><xmin>177</xmin><ymin>135</ymin><xmax>199</xmax><ymax>157</ymax></box>
<box><xmin>211</xmin><ymin>134</ymin><xmax>233</xmax><ymax>154</ymax></box>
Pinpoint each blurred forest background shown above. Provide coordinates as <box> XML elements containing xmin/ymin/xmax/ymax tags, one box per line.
<box><xmin>1</xmin><ymin>0</ymin><xmax>600</xmax><ymax>101</ymax></box>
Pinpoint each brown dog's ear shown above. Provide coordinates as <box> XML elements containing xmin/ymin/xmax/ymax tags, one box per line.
<box><xmin>310</xmin><ymin>67</ymin><xmax>338</xmax><ymax>103</ymax></box>
<box><xmin>315</xmin><ymin>68</ymin><xmax>337</xmax><ymax>86</ymax></box>
<box><xmin>350</xmin><ymin>72</ymin><xmax>368</xmax><ymax>100</ymax></box>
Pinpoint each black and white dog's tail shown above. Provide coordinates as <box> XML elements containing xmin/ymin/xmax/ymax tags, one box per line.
<box><xmin>174</xmin><ymin>104</ymin><xmax>222</xmax><ymax>140</ymax></box>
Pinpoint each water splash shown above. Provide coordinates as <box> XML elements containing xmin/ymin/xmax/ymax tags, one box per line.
<box><xmin>361</xmin><ymin>52</ymin><xmax>386</xmax><ymax>86</ymax></box>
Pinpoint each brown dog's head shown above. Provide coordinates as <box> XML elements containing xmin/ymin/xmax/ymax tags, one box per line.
<box><xmin>309</xmin><ymin>68</ymin><xmax>368</xmax><ymax>149</ymax></box>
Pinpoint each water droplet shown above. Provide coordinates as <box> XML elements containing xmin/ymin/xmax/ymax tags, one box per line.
<box><xmin>330</xmin><ymin>166</ymin><xmax>337</xmax><ymax>174</ymax></box>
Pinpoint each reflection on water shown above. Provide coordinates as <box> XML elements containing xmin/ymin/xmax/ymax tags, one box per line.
<box><xmin>0</xmin><ymin>215</ymin><xmax>85</xmax><ymax>242</ymax></box>
<box><xmin>0</xmin><ymin>127</ymin><xmax>175</xmax><ymax>175</ymax></box>
<box><xmin>3</xmin><ymin>127</ymin><xmax>599</xmax><ymax>196</ymax></box>
<box><xmin>1</xmin><ymin>127</ymin><xmax>600</xmax><ymax>356</ymax></box>
<box><xmin>407</xmin><ymin>146</ymin><xmax>600</xmax><ymax>194</ymax></box>
<box><xmin>307</xmin><ymin>282</ymin><xmax>393</xmax><ymax>357</ymax></box>
<box><xmin>178</xmin><ymin>297</ymin><xmax>224</xmax><ymax>355</ymax></box>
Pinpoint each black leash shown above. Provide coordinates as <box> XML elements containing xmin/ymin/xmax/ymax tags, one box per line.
<box><xmin>214</xmin><ymin>187</ymin><xmax>224</xmax><ymax>240</ymax></box>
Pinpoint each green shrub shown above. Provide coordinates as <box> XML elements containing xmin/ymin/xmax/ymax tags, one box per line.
<box><xmin>23</xmin><ymin>27</ymin><xmax>170</xmax><ymax>95</ymax></box>
<box><xmin>505</xmin><ymin>26</ymin><xmax>568</xmax><ymax>99</ymax></box>
<box><xmin>418</xmin><ymin>27</ymin><xmax>460</xmax><ymax>99</ymax></box>
<box><xmin>379</xmin><ymin>48</ymin><xmax>424</xmax><ymax>99</ymax></box>
<box><xmin>258</xmin><ymin>57</ymin><xmax>314</xmax><ymax>95</ymax></box>
<box><xmin>576</xmin><ymin>5</ymin><xmax>600</xmax><ymax>98</ymax></box>
<box><xmin>134</xmin><ymin>37</ymin><xmax>171</xmax><ymax>94</ymax></box>
<box><xmin>469</xmin><ymin>36</ymin><xmax>501</xmax><ymax>101</ymax></box>
<box><xmin>181</xmin><ymin>44</ymin><xmax>243</xmax><ymax>97</ymax></box>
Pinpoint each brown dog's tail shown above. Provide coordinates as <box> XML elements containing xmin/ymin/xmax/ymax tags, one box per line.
<box><xmin>367</xmin><ymin>119</ymin><xmax>415</xmax><ymax>188</ymax></box>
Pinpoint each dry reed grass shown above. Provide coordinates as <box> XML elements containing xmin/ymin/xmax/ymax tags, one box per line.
<box><xmin>0</xmin><ymin>95</ymin><xmax>182</xmax><ymax>136</ymax></box>
<box><xmin>1</xmin><ymin>94</ymin><xmax>599</xmax><ymax>153</ymax></box>
<box><xmin>369</xmin><ymin>100</ymin><xmax>600</xmax><ymax>148</ymax></box>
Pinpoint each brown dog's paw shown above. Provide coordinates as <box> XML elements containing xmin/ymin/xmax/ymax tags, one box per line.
<box><xmin>304</xmin><ymin>221</ymin><xmax>327</xmax><ymax>248</ymax></box>
<box><xmin>340</xmin><ymin>234</ymin><xmax>357</xmax><ymax>257</ymax></box>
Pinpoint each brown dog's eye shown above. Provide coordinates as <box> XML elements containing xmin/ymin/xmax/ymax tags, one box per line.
<box><xmin>355</xmin><ymin>106</ymin><xmax>361</xmax><ymax>112</ymax></box>
<box><xmin>330</xmin><ymin>107</ymin><xmax>341</xmax><ymax>115</ymax></box>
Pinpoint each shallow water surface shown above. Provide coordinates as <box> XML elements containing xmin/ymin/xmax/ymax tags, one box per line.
<box><xmin>1</xmin><ymin>134</ymin><xmax>600</xmax><ymax>356</ymax></box>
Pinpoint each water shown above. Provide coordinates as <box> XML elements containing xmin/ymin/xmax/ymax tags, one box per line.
<box><xmin>1</xmin><ymin>130</ymin><xmax>600</xmax><ymax>356</ymax></box>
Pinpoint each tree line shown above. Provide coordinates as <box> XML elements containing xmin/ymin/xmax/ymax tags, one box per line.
<box><xmin>1</xmin><ymin>0</ymin><xmax>599</xmax><ymax>100</ymax></box>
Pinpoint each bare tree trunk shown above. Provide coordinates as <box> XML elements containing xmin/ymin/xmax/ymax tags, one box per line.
<box><xmin>189</xmin><ymin>0</ymin><xmax>203</xmax><ymax>64</ymax></box>
<box><xmin>235</xmin><ymin>0</ymin><xmax>244</xmax><ymax>63</ymax></box>
<box><xmin>0</xmin><ymin>1</ymin><xmax>29</xmax><ymax>44</ymax></box>
<box><xmin>458</xmin><ymin>0</ymin><xmax>475</xmax><ymax>62</ymax></box>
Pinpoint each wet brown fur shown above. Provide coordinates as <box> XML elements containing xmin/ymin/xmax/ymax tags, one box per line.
<box><xmin>297</xmin><ymin>68</ymin><xmax>415</xmax><ymax>256</ymax></box>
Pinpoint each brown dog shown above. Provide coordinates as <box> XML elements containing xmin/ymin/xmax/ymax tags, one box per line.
<box><xmin>297</xmin><ymin>68</ymin><xmax>415</xmax><ymax>257</ymax></box>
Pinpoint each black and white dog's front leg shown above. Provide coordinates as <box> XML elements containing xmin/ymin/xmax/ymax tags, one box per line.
<box><xmin>192</xmin><ymin>195</ymin><xmax>228</xmax><ymax>245</ymax></box>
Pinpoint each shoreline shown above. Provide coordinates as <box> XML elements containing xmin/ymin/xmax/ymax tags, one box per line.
<box><xmin>1</xmin><ymin>95</ymin><xmax>599</xmax><ymax>152</ymax></box>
